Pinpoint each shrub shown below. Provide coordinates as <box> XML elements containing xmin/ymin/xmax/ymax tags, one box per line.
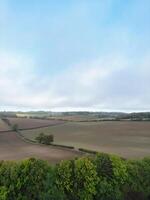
<box><xmin>52</xmin><ymin>143</ymin><xmax>74</xmax><ymax>149</ymax></box>
<box><xmin>78</xmin><ymin>148</ymin><xmax>97</xmax><ymax>154</ymax></box>
<box><xmin>12</xmin><ymin>124</ymin><xmax>18</xmax><ymax>131</ymax></box>
<box><xmin>35</xmin><ymin>133</ymin><xmax>54</xmax><ymax>145</ymax></box>
<box><xmin>35</xmin><ymin>132</ymin><xmax>44</xmax><ymax>143</ymax></box>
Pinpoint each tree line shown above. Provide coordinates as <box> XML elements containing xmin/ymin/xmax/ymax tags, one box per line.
<box><xmin>0</xmin><ymin>153</ymin><xmax>150</xmax><ymax>200</ymax></box>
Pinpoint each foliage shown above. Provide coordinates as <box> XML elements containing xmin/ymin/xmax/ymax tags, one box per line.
<box><xmin>56</xmin><ymin>160</ymin><xmax>73</xmax><ymax>199</ymax></box>
<box><xmin>56</xmin><ymin>157</ymin><xmax>98</xmax><ymax>200</ymax></box>
<box><xmin>124</xmin><ymin>158</ymin><xmax>150</xmax><ymax>200</ymax></box>
<box><xmin>35</xmin><ymin>133</ymin><xmax>54</xmax><ymax>145</ymax></box>
<box><xmin>124</xmin><ymin>190</ymin><xmax>146</xmax><ymax>200</ymax></box>
<box><xmin>94</xmin><ymin>153</ymin><xmax>128</xmax><ymax>200</ymax></box>
<box><xmin>75</xmin><ymin>157</ymin><xmax>98</xmax><ymax>200</ymax></box>
<box><xmin>0</xmin><ymin>155</ymin><xmax>150</xmax><ymax>200</ymax></box>
<box><xmin>0</xmin><ymin>158</ymin><xmax>57</xmax><ymax>200</ymax></box>
<box><xmin>52</xmin><ymin>143</ymin><xmax>74</xmax><ymax>149</ymax></box>
<box><xmin>0</xmin><ymin>187</ymin><xmax>8</xmax><ymax>200</ymax></box>
<box><xmin>12</xmin><ymin>124</ymin><xmax>18</xmax><ymax>131</ymax></box>
<box><xmin>78</xmin><ymin>148</ymin><xmax>97</xmax><ymax>154</ymax></box>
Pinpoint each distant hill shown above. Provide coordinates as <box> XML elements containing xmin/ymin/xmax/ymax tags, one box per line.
<box><xmin>1</xmin><ymin>111</ymin><xmax>150</xmax><ymax>121</ymax></box>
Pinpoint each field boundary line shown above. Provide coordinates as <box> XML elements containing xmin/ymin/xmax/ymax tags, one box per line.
<box><xmin>1</xmin><ymin>117</ymin><xmax>67</xmax><ymax>132</ymax></box>
<box><xmin>15</xmin><ymin>129</ymin><xmax>84</xmax><ymax>155</ymax></box>
<box><xmin>1</xmin><ymin>118</ymin><xmax>82</xmax><ymax>154</ymax></box>
<box><xmin>16</xmin><ymin>121</ymin><xmax>67</xmax><ymax>131</ymax></box>
<box><xmin>0</xmin><ymin>130</ymin><xmax>13</xmax><ymax>133</ymax></box>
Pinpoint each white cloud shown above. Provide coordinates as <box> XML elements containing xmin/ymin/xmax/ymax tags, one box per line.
<box><xmin>0</xmin><ymin>51</ymin><xmax>36</xmax><ymax>107</ymax></box>
<box><xmin>0</xmin><ymin>0</ymin><xmax>150</xmax><ymax>112</ymax></box>
<box><xmin>0</xmin><ymin>50</ymin><xmax>150</xmax><ymax>111</ymax></box>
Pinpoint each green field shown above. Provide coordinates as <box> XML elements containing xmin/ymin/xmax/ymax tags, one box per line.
<box><xmin>21</xmin><ymin>121</ymin><xmax>150</xmax><ymax>158</ymax></box>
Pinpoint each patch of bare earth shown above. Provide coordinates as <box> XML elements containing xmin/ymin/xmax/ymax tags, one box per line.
<box><xmin>0</xmin><ymin>119</ymin><xmax>11</xmax><ymax>132</ymax></box>
<box><xmin>22</xmin><ymin>121</ymin><xmax>150</xmax><ymax>158</ymax></box>
<box><xmin>7</xmin><ymin>117</ymin><xmax>65</xmax><ymax>130</ymax></box>
<box><xmin>0</xmin><ymin>131</ymin><xmax>81</xmax><ymax>164</ymax></box>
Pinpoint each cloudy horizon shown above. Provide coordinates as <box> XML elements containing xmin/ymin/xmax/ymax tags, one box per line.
<box><xmin>0</xmin><ymin>0</ymin><xmax>150</xmax><ymax>112</ymax></box>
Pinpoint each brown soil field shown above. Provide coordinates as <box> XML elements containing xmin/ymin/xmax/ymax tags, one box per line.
<box><xmin>48</xmin><ymin>115</ymin><xmax>99</xmax><ymax>122</ymax></box>
<box><xmin>21</xmin><ymin>121</ymin><xmax>150</xmax><ymax>158</ymax></box>
<box><xmin>0</xmin><ymin>131</ymin><xmax>81</xmax><ymax>163</ymax></box>
<box><xmin>0</xmin><ymin>119</ymin><xmax>11</xmax><ymax>132</ymax></box>
<box><xmin>7</xmin><ymin>117</ymin><xmax>65</xmax><ymax>130</ymax></box>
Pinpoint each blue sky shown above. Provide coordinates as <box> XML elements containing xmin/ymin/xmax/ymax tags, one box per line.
<box><xmin>0</xmin><ymin>0</ymin><xmax>150</xmax><ymax>111</ymax></box>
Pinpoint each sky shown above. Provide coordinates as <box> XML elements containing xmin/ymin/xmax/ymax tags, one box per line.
<box><xmin>0</xmin><ymin>0</ymin><xmax>150</xmax><ymax>112</ymax></box>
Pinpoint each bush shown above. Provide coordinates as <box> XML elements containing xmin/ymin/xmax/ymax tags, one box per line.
<box><xmin>35</xmin><ymin>133</ymin><xmax>54</xmax><ymax>145</ymax></box>
<box><xmin>78</xmin><ymin>148</ymin><xmax>97</xmax><ymax>154</ymax></box>
<box><xmin>52</xmin><ymin>143</ymin><xmax>74</xmax><ymax>149</ymax></box>
<box><xmin>12</xmin><ymin>124</ymin><xmax>18</xmax><ymax>131</ymax></box>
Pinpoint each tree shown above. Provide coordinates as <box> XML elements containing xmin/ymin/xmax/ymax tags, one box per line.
<box><xmin>94</xmin><ymin>153</ymin><xmax>128</xmax><ymax>200</ymax></box>
<box><xmin>56</xmin><ymin>157</ymin><xmax>98</xmax><ymax>200</ymax></box>
<box><xmin>125</xmin><ymin>158</ymin><xmax>150</xmax><ymax>199</ymax></box>
<box><xmin>36</xmin><ymin>133</ymin><xmax>45</xmax><ymax>143</ymax></box>
<box><xmin>0</xmin><ymin>158</ymin><xmax>58</xmax><ymax>200</ymax></box>
<box><xmin>0</xmin><ymin>187</ymin><xmax>8</xmax><ymax>200</ymax></box>
<box><xmin>0</xmin><ymin>154</ymin><xmax>150</xmax><ymax>200</ymax></box>
<box><xmin>43</xmin><ymin>134</ymin><xmax>54</xmax><ymax>145</ymax></box>
<box><xmin>75</xmin><ymin>157</ymin><xmax>98</xmax><ymax>200</ymax></box>
<box><xmin>12</xmin><ymin>124</ymin><xmax>18</xmax><ymax>132</ymax></box>
<box><xmin>35</xmin><ymin>133</ymin><xmax>54</xmax><ymax>145</ymax></box>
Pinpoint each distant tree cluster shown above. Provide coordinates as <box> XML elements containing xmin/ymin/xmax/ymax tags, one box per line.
<box><xmin>0</xmin><ymin>154</ymin><xmax>150</xmax><ymax>199</ymax></box>
<box><xmin>35</xmin><ymin>133</ymin><xmax>54</xmax><ymax>145</ymax></box>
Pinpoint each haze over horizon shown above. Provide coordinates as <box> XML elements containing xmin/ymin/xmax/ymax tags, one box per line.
<box><xmin>0</xmin><ymin>0</ymin><xmax>150</xmax><ymax>112</ymax></box>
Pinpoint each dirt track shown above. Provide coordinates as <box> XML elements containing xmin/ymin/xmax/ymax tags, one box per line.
<box><xmin>0</xmin><ymin>130</ymin><xmax>81</xmax><ymax>163</ymax></box>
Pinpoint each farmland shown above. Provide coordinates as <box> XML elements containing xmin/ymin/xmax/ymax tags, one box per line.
<box><xmin>0</xmin><ymin>118</ymin><xmax>81</xmax><ymax>163</ymax></box>
<box><xmin>1</xmin><ymin>116</ymin><xmax>150</xmax><ymax>199</ymax></box>
<box><xmin>21</xmin><ymin>121</ymin><xmax>150</xmax><ymax>158</ymax></box>
<box><xmin>1</xmin><ymin>117</ymin><xmax>150</xmax><ymax>161</ymax></box>
<box><xmin>0</xmin><ymin>119</ymin><xmax>11</xmax><ymax>131</ymax></box>
<box><xmin>7</xmin><ymin>117</ymin><xmax>65</xmax><ymax>130</ymax></box>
